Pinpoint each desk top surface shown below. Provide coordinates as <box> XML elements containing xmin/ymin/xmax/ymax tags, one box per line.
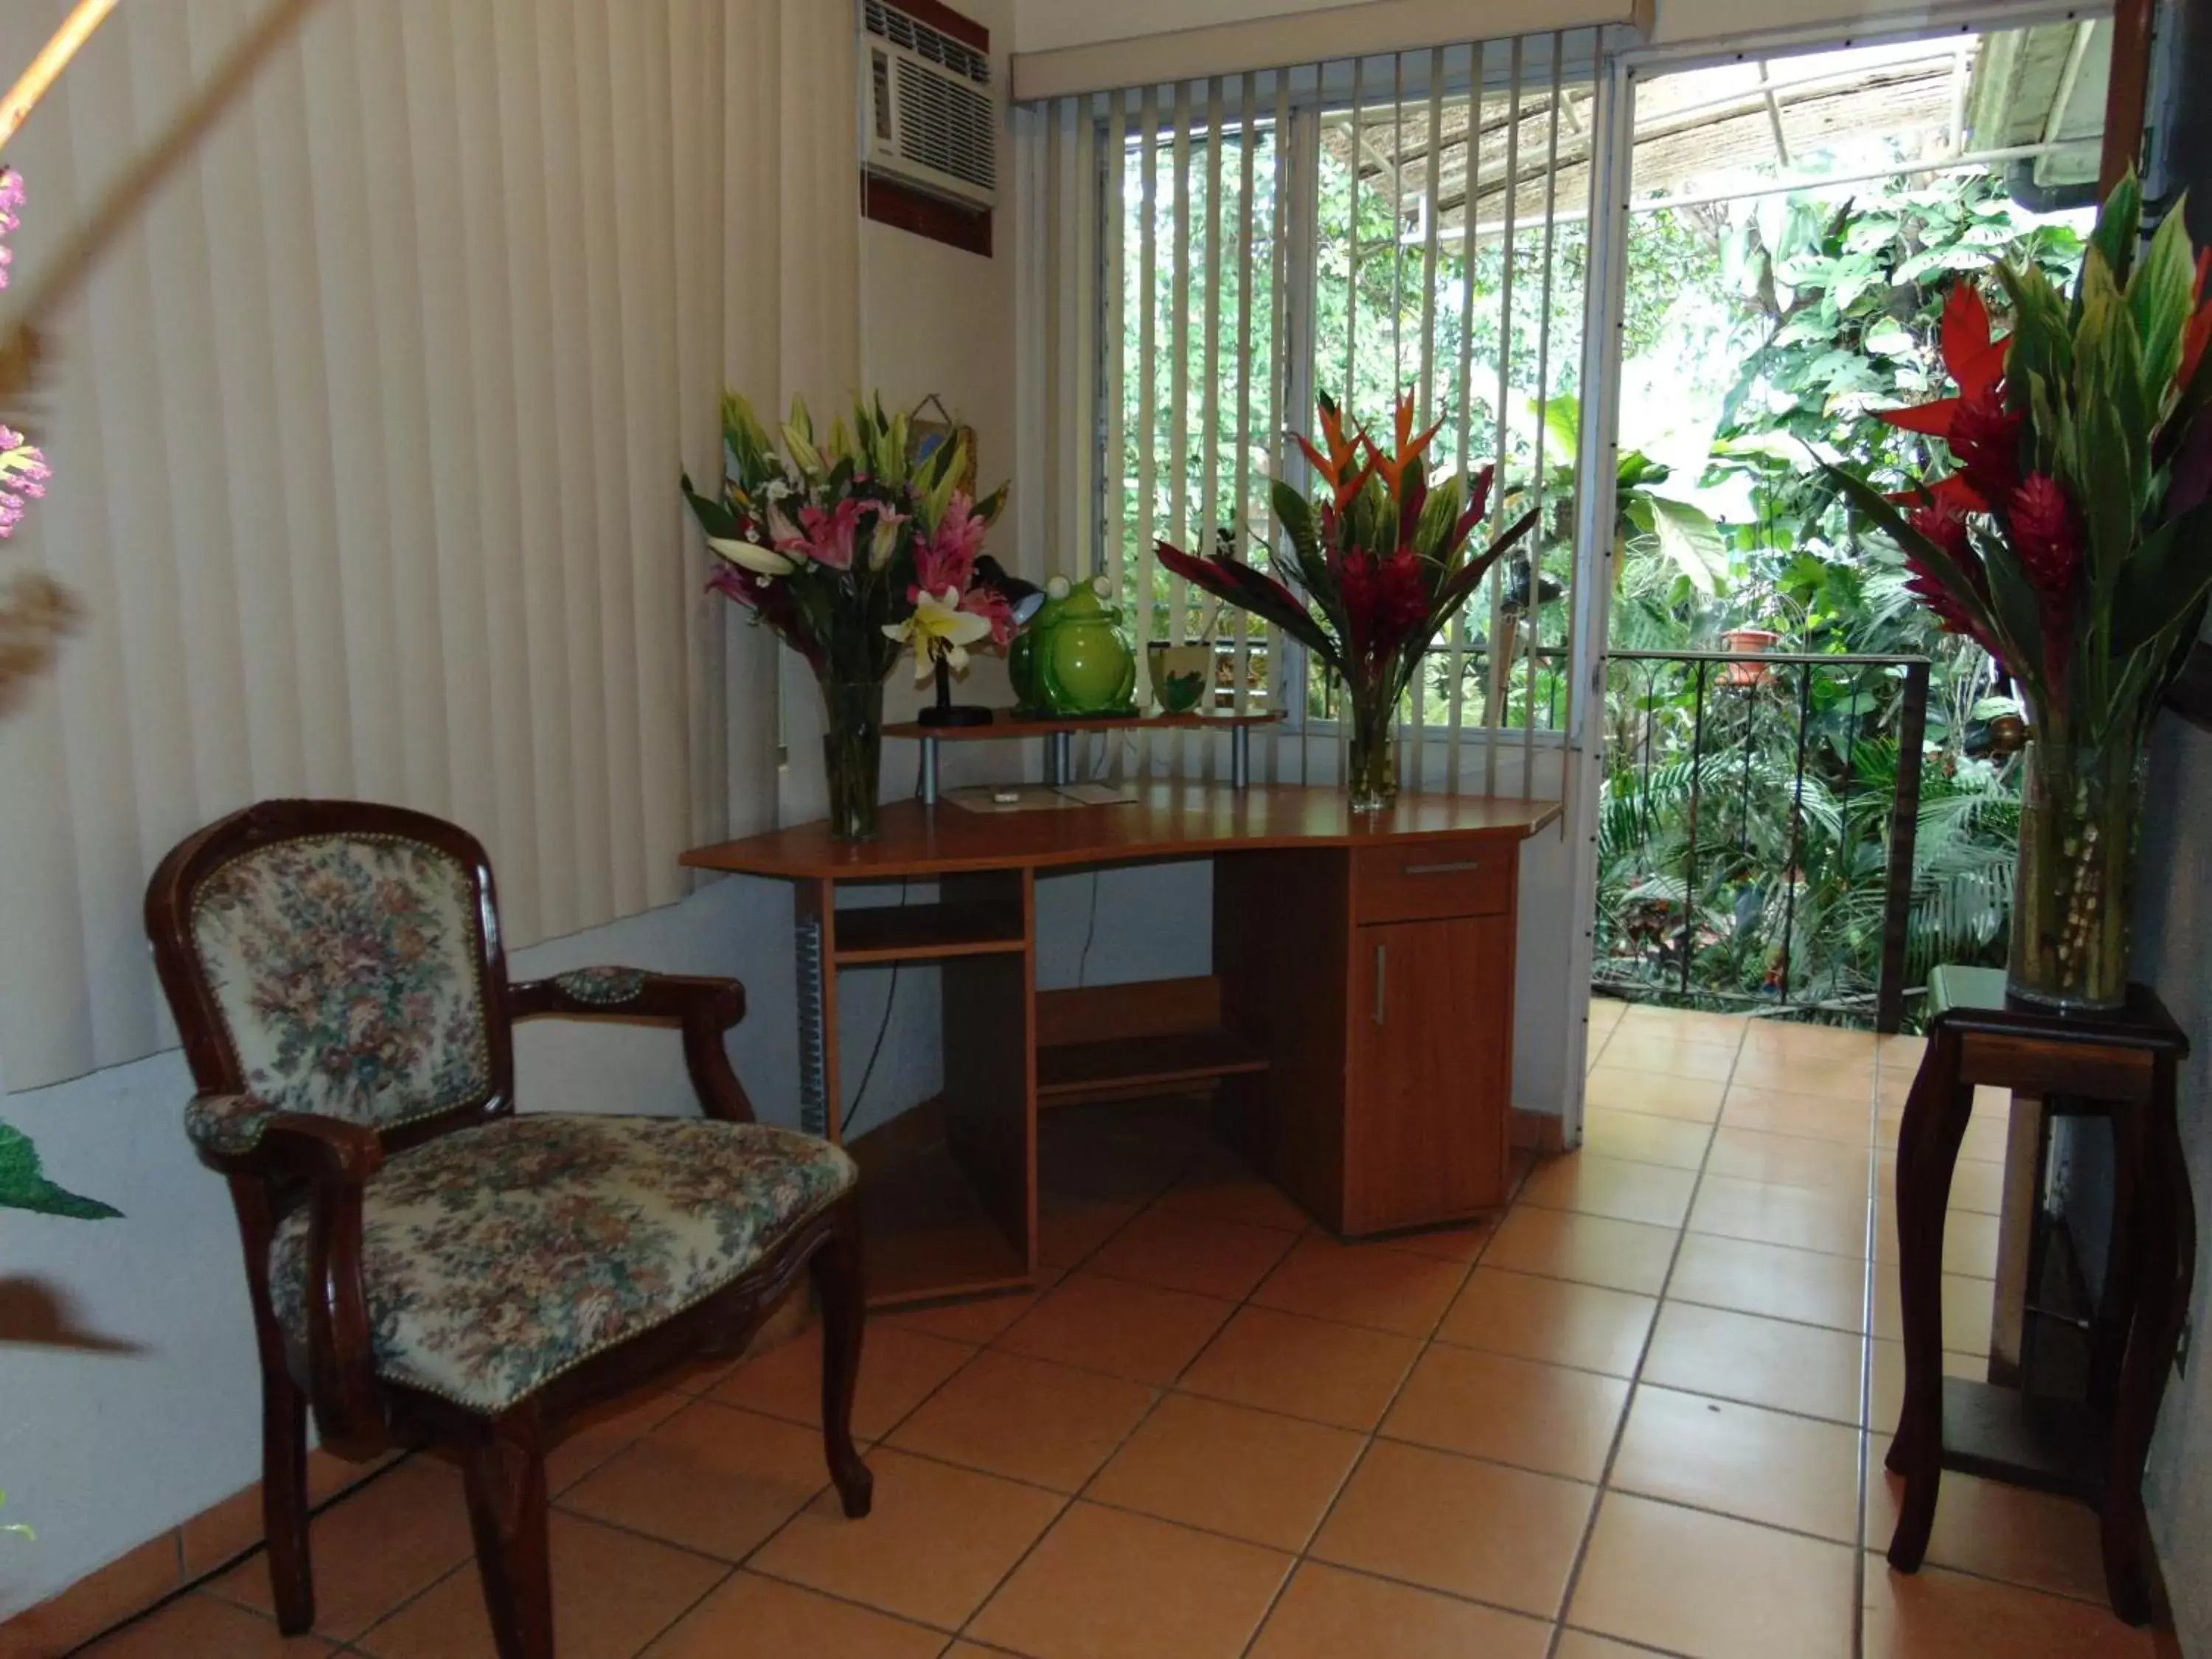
<box><xmin>683</xmin><ymin>783</ymin><xmax>1562</xmax><ymax>881</ymax></box>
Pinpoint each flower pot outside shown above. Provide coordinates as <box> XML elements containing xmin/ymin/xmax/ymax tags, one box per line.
<box><xmin>818</xmin><ymin>672</ymin><xmax>886</xmax><ymax>841</ymax></box>
<box><xmin>2006</xmin><ymin>737</ymin><xmax>2145</xmax><ymax>1012</ymax></box>
<box><xmin>1722</xmin><ymin>627</ymin><xmax>1780</xmax><ymax>687</ymax></box>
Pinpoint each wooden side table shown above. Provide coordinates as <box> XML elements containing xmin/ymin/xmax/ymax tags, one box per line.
<box><xmin>1886</xmin><ymin>965</ymin><xmax>2194</xmax><ymax>1627</ymax></box>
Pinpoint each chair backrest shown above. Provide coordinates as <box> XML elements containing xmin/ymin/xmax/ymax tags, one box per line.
<box><xmin>146</xmin><ymin>800</ymin><xmax>515</xmax><ymax>1147</ymax></box>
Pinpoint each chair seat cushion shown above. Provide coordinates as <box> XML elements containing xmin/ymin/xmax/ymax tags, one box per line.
<box><xmin>268</xmin><ymin>1114</ymin><xmax>856</xmax><ymax>1413</ymax></box>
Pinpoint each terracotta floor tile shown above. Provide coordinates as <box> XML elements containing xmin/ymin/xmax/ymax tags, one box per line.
<box><xmin>1742</xmin><ymin>1023</ymin><xmax>1879</xmax><ymax>1063</ymax></box>
<box><xmin>209</xmin><ymin>1460</ymin><xmax>473</xmax><ymax>1641</ymax></box>
<box><xmin>968</xmin><ymin>1502</ymin><xmax>1290</xmax><ymax>1659</ymax></box>
<box><xmin>1730</xmin><ymin>1051</ymin><xmax>1874</xmax><ymax>1100</ymax></box>
<box><xmin>1246</xmin><ymin>1562</ymin><xmax>1553</xmax><ymax>1659</ymax></box>
<box><xmin>1720</xmin><ymin>1087</ymin><xmax>1877</xmax><ymax>1144</ymax></box>
<box><xmin>1366</xmin><ymin>1218</ymin><xmax>1494</xmax><ymax>1262</ymax></box>
<box><xmin>1435</xmin><ymin>1265</ymin><xmax>1658</xmax><ymax>1377</ymax></box>
<box><xmin>1085</xmin><ymin>1206</ymin><xmax>1300</xmax><ymax>1300</ymax></box>
<box><xmin>1610</xmin><ymin>1385</ymin><xmax>1862</xmax><ymax>1542</ymax></box>
<box><xmin>995</xmin><ymin>1272</ymin><xmax>1236</xmax><ymax>1384</ymax></box>
<box><xmin>1862</xmin><ymin>1554</ymin><xmax>2160</xmax><ymax>1658</ymax></box>
<box><xmin>78</xmin><ymin>1596</ymin><xmax>335</xmax><ymax>1659</ymax></box>
<box><xmin>1871</xmin><ymin>1267</ymin><xmax>1996</xmax><ymax>1356</ymax></box>
<box><xmin>1584</xmin><ymin>1068</ymin><xmax>1725</xmax><ymax>1122</ymax></box>
<box><xmin>750</xmin><ymin>1447</ymin><xmax>1063</xmax><ymax>1630</ymax></box>
<box><xmin>882</xmin><ymin>1285</ymin><xmax>1046</xmax><ymax>1346</ymax></box>
<box><xmin>1665</xmin><ymin>1234</ymin><xmax>1868</xmax><ymax>1333</ymax></box>
<box><xmin>1248</xmin><ymin>1234</ymin><xmax>1467</xmax><ymax>1336</ymax></box>
<box><xmin>1877</xmin><ymin>1032</ymin><xmax>1930</xmax><ymax>1069</ymax></box>
<box><xmin>1705</xmin><ymin>1127</ymin><xmax>1872</xmax><ymax>1196</ymax></box>
<box><xmin>640</xmin><ymin>1571</ymin><xmax>944</xmax><ymax>1659</ymax></box>
<box><xmin>1875</xmin><ymin>1203</ymin><xmax>2003</xmax><ymax>1278</ymax></box>
<box><xmin>1620</xmin><ymin>1006</ymin><xmax>1747</xmax><ymax>1046</ymax></box>
<box><xmin>1593</xmin><ymin>1034</ymin><xmax>1741</xmax><ymax>1081</ymax></box>
<box><xmin>1382</xmin><ymin>1344</ymin><xmax>1628</xmax><ymax>1483</ymax></box>
<box><xmin>355</xmin><ymin>1512</ymin><xmax>723</xmax><ymax>1659</ymax></box>
<box><xmin>1688</xmin><ymin>1175</ymin><xmax>1871</xmax><ymax>1259</ymax></box>
<box><xmin>1037</xmin><ymin>1196</ymin><xmax>1140</xmax><ymax>1270</ymax></box>
<box><xmin>1553</xmin><ymin>1632</ymin><xmax>1670</xmax><ymax>1659</ymax></box>
<box><xmin>1569</xmin><ymin>1492</ymin><xmax>1855</xmax><ymax>1659</ymax></box>
<box><xmin>1480</xmin><ymin>1205</ymin><xmax>1678</xmax><ymax>1297</ymax></box>
<box><xmin>1579</xmin><ymin>1107</ymin><xmax>1714</xmax><ymax>1172</ymax></box>
<box><xmin>1088</xmin><ymin>1393</ymin><xmax>1363</xmax><ymax>1551</ymax></box>
<box><xmin>887</xmin><ymin>1349</ymin><xmax>1155</xmax><ymax>1492</ymax></box>
<box><xmin>544</xmin><ymin>1385</ymin><xmax>692</xmax><ymax>1494</ymax></box>
<box><xmin>1176</xmin><ymin>1304</ymin><xmax>1421</xmax><ymax>1430</ymax></box>
<box><xmin>712</xmin><ymin>1322</ymin><xmax>972</xmax><ymax>1440</ymax></box>
<box><xmin>1876</xmin><ymin>1109</ymin><xmax>2009</xmax><ymax>1161</ymax></box>
<box><xmin>1519</xmin><ymin>1152</ymin><xmax>1700</xmax><ymax>1228</ymax></box>
<box><xmin>1311</xmin><ymin>1439</ymin><xmax>1593</xmax><ymax>1616</ymax></box>
<box><xmin>1153</xmin><ymin>1156</ymin><xmax>1315</xmax><ymax>1230</ymax></box>
<box><xmin>1864</xmin><ymin>1467</ymin><xmax>2111</xmax><ymax>1604</ymax></box>
<box><xmin>559</xmin><ymin>1399</ymin><xmax>829</xmax><ymax>1561</ymax></box>
<box><xmin>1641</xmin><ymin>1302</ymin><xmax>1866</xmax><ymax>1425</ymax></box>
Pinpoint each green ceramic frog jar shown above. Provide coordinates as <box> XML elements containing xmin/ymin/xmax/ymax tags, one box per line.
<box><xmin>1010</xmin><ymin>575</ymin><xmax>1138</xmax><ymax>717</ymax></box>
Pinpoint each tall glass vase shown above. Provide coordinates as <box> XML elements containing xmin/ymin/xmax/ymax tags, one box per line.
<box><xmin>2006</xmin><ymin>736</ymin><xmax>2146</xmax><ymax>1012</ymax></box>
<box><xmin>818</xmin><ymin>672</ymin><xmax>886</xmax><ymax>842</ymax></box>
<box><xmin>1344</xmin><ymin>675</ymin><xmax>1399</xmax><ymax>813</ymax></box>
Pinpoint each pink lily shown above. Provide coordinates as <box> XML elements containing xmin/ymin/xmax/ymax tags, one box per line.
<box><xmin>914</xmin><ymin>491</ymin><xmax>989</xmax><ymax>594</ymax></box>
<box><xmin>779</xmin><ymin>498</ymin><xmax>866</xmax><ymax>571</ymax></box>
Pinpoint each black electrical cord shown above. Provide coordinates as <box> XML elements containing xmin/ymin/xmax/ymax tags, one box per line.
<box><xmin>1077</xmin><ymin>868</ymin><xmax>1101</xmax><ymax>987</ymax></box>
<box><xmin>840</xmin><ymin>880</ymin><xmax>906</xmax><ymax>1139</ymax></box>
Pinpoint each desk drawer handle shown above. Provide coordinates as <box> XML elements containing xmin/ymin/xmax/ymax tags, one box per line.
<box><xmin>1402</xmin><ymin>859</ymin><xmax>1483</xmax><ymax>877</ymax></box>
<box><xmin>1374</xmin><ymin>944</ymin><xmax>1386</xmax><ymax>1025</ymax></box>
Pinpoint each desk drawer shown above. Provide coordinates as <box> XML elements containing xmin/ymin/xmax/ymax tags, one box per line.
<box><xmin>1352</xmin><ymin>838</ymin><xmax>1510</xmax><ymax>925</ymax></box>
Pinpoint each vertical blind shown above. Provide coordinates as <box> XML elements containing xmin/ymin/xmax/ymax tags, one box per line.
<box><xmin>1018</xmin><ymin>27</ymin><xmax>1604</xmax><ymax>793</ymax></box>
<box><xmin>0</xmin><ymin>0</ymin><xmax>858</xmax><ymax>1092</ymax></box>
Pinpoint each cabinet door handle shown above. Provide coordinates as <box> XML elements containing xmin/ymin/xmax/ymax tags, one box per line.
<box><xmin>1402</xmin><ymin>859</ymin><xmax>1482</xmax><ymax>876</ymax></box>
<box><xmin>1374</xmin><ymin>943</ymin><xmax>1386</xmax><ymax>1025</ymax></box>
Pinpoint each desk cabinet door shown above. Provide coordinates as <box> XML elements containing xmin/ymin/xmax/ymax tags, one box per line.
<box><xmin>1348</xmin><ymin>914</ymin><xmax>1513</xmax><ymax>1231</ymax></box>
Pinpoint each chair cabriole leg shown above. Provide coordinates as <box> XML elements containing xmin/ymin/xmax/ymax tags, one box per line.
<box><xmin>812</xmin><ymin>1197</ymin><xmax>874</xmax><ymax>1519</ymax></box>
<box><xmin>462</xmin><ymin>1424</ymin><xmax>553</xmax><ymax>1659</ymax></box>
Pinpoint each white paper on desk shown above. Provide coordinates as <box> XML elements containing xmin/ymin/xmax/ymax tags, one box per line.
<box><xmin>1053</xmin><ymin>782</ymin><xmax>1137</xmax><ymax>805</ymax></box>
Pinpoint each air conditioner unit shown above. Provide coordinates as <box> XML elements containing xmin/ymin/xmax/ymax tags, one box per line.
<box><xmin>862</xmin><ymin>0</ymin><xmax>998</xmax><ymax>213</ymax></box>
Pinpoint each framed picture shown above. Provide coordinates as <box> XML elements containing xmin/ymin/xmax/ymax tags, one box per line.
<box><xmin>910</xmin><ymin>394</ymin><xmax>978</xmax><ymax>495</ymax></box>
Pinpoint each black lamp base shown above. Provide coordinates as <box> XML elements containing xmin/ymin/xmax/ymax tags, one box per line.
<box><xmin>917</xmin><ymin>703</ymin><xmax>995</xmax><ymax>728</ymax></box>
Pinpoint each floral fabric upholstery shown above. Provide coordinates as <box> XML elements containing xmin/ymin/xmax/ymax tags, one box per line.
<box><xmin>551</xmin><ymin>966</ymin><xmax>648</xmax><ymax>1006</ymax></box>
<box><xmin>189</xmin><ymin>835</ymin><xmax>493</xmax><ymax>1132</ymax></box>
<box><xmin>266</xmin><ymin>1114</ymin><xmax>855</xmax><ymax>1412</ymax></box>
<box><xmin>184</xmin><ymin>1091</ymin><xmax>283</xmax><ymax>1158</ymax></box>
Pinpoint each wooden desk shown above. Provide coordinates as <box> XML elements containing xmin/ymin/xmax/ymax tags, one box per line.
<box><xmin>685</xmin><ymin>783</ymin><xmax>1560</xmax><ymax>1305</ymax></box>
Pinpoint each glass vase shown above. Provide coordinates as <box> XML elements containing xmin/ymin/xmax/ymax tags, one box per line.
<box><xmin>1345</xmin><ymin>676</ymin><xmax>1399</xmax><ymax>813</ymax></box>
<box><xmin>818</xmin><ymin>672</ymin><xmax>885</xmax><ymax>843</ymax></box>
<box><xmin>2006</xmin><ymin>737</ymin><xmax>2146</xmax><ymax>1012</ymax></box>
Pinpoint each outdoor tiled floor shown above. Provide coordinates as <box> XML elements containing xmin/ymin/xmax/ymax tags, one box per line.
<box><xmin>89</xmin><ymin>1004</ymin><xmax>2164</xmax><ymax>1658</ymax></box>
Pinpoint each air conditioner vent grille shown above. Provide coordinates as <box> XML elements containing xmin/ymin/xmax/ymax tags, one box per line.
<box><xmin>863</xmin><ymin>0</ymin><xmax>990</xmax><ymax>86</ymax></box>
<box><xmin>891</xmin><ymin>57</ymin><xmax>995</xmax><ymax>191</ymax></box>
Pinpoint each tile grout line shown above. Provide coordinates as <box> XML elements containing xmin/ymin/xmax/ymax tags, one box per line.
<box><xmin>1540</xmin><ymin>1014</ymin><xmax>1736</xmax><ymax>1659</ymax></box>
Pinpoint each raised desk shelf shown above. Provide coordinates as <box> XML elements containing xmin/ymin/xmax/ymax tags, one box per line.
<box><xmin>1037</xmin><ymin>1027</ymin><xmax>1267</xmax><ymax>1102</ymax></box>
<box><xmin>882</xmin><ymin>709</ymin><xmax>1282</xmax><ymax>741</ymax></box>
<box><xmin>833</xmin><ymin>902</ymin><xmax>1026</xmax><ymax>964</ymax></box>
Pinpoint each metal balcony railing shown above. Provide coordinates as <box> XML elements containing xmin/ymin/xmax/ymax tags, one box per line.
<box><xmin>1599</xmin><ymin>648</ymin><xmax>1932</xmax><ymax>1033</ymax></box>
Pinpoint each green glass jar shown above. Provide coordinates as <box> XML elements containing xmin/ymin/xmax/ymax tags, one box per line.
<box><xmin>1018</xmin><ymin>578</ymin><xmax>1137</xmax><ymax>717</ymax></box>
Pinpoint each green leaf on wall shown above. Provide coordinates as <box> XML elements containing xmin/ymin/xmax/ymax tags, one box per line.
<box><xmin>0</xmin><ymin>1124</ymin><xmax>122</xmax><ymax>1220</ymax></box>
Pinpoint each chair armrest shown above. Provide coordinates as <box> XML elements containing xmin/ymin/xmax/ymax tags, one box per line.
<box><xmin>508</xmin><ymin>968</ymin><xmax>757</xmax><ymax>1124</ymax></box>
<box><xmin>189</xmin><ymin>1098</ymin><xmax>386</xmax><ymax>1442</ymax></box>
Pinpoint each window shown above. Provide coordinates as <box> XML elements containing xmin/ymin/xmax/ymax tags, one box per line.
<box><xmin>1035</xmin><ymin>29</ymin><xmax>1605</xmax><ymax>779</ymax></box>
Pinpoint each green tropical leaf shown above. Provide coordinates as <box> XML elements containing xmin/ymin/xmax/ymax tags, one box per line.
<box><xmin>2127</xmin><ymin>204</ymin><xmax>2197</xmax><ymax>409</ymax></box>
<box><xmin>1645</xmin><ymin>495</ymin><xmax>1731</xmax><ymax>593</ymax></box>
<box><xmin>2086</xmin><ymin>173</ymin><xmax>2143</xmax><ymax>302</ymax></box>
<box><xmin>0</xmin><ymin>1124</ymin><xmax>121</xmax><ymax>1220</ymax></box>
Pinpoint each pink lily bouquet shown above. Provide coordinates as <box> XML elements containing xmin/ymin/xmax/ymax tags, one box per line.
<box><xmin>681</xmin><ymin>392</ymin><xmax>1008</xmax><ymax>838</ymax></box>
<box><xmin>1827</xmin><ymin>175</ymin><xmax>2212</xmax><ymax>1009</ymax></box>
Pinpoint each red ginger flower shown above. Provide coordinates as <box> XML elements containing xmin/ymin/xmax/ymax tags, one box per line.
<box><xmin>2010</xmin><ymin>473</ymin><xmax>2083</xmax><ymax>695</ymax></box>
<box><xmin>1947</xmin><ymin>389</ymin><xmax>2023</xmax><ymax>507</ymax></box>
<box><xmin>1904</xmin><ymin>502</ymin><xmax>1993</xmax><ymax>651</ymax></box>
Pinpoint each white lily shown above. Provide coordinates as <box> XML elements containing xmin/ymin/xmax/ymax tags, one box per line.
<box><xmin>708</xmin><ymin>535</ymin><xmax>797</xmax><ymax>577</ymax></box>
<box><xmin>884</xmin><ymin>587</ymin><xmax>991</xmax><ymax>683</ymax></box>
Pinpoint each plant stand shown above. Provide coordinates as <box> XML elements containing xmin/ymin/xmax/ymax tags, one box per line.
<box><xmin>1886</xmin><ymin>965</ymin><xmax>2194</xmax><ymax>1627</ymax></box>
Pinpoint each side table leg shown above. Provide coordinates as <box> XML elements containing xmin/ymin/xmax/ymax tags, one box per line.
<box><xmin>1888</xmin><ymin>1025</ymin><xmax>1975</xmax><ymax>1574</ymax></box>
<box><xmin>2101</xmin><ymin>1054</ymin><xmax>2196</xmax><ymax>1627</ymax></box>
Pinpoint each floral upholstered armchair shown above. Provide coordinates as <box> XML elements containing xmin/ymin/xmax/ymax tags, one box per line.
<box><xmin>145</xmin><ymin>800</ymin><xmax>871</xmax><ymax>1659</ymax></box>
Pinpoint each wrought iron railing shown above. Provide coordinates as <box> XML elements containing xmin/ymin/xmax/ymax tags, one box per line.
<box><xmin>1598</xmin><ymin>648</ymin><xmax>1931</xmax><ymax>1033</ymax></box>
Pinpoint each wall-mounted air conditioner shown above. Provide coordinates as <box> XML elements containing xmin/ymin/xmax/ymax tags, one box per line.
<box><xmin>863</xmin><ymin>0</ymin><xmax>998</xmax><ymax>213</ymax></box>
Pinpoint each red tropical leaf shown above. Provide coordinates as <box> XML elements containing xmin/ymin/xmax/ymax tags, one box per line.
<box><xmin>1938</xmin><ymin>282</ymin><xmax>2007</xmax><ymax>399</ymax></box>
<box><xmin>1874</xmin><ymin>397</ymin><xmax>1963</xmax><ymax>438</ymax></box>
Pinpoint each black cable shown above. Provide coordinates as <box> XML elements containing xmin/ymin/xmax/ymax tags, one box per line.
<box><xmin>1077</xmin><ymin>868</ymin><xmax>1102</xmax><ymax>987</ymax></box>
<box><xmin>841</xmin><ymin>880</ymin><xmax>906</xmax><ymax>1139</ymax></box>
